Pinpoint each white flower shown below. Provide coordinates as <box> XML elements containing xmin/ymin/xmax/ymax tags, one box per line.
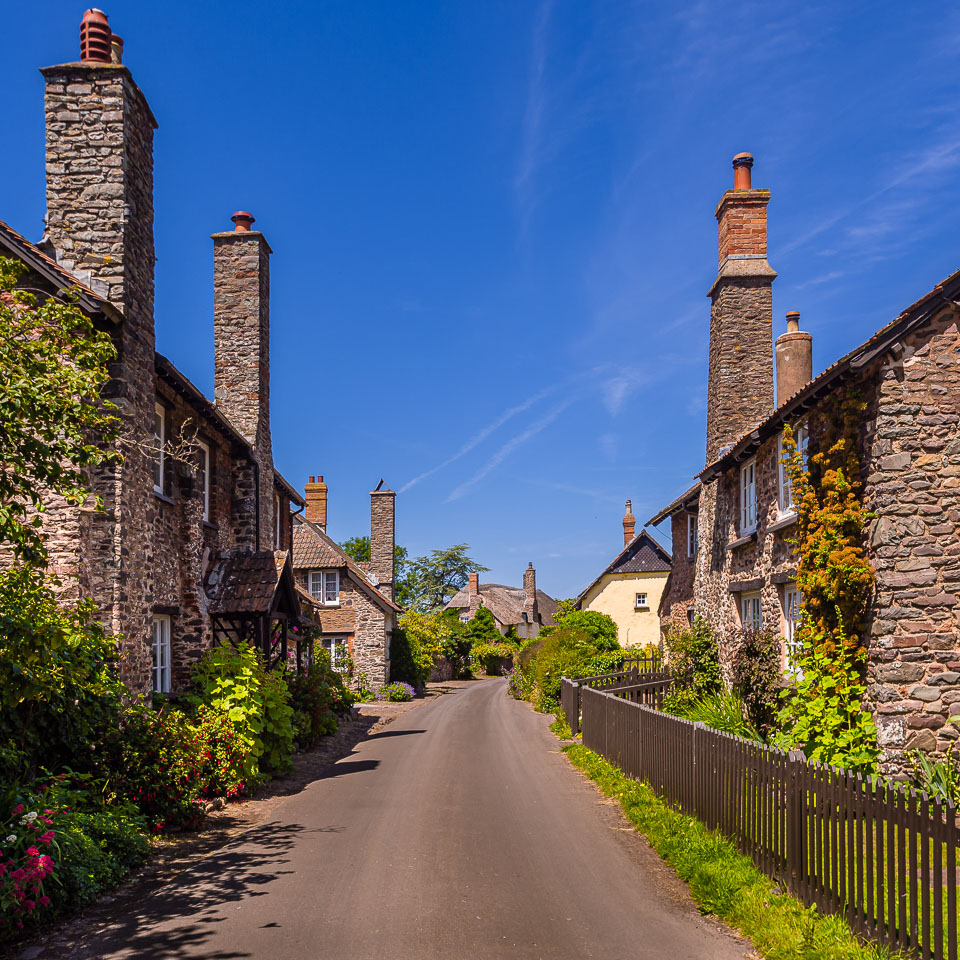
<box><xmin>5</xmin><ymin>835</ymin><xmax>16</xmax><ymax>844</ymax></box>
<box><xmin>25</xmin><ymin>812</ymin><xmax>37</xmax><ymax>821</ymax></box>
<box><xmin>19</xmin><ymin>818</ymin><xmax>27</xmax><ymax>826</ymax></box>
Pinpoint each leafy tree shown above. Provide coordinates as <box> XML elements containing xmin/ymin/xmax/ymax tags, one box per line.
<box><xmin>340</xmin><ymin>535</ymin><xmax>414</xmax><ymax>607</ymax></box>
<box><xmin>0</xmin><ymin>258</ymin><xmax>120</xmax><ymax>565</ymax></box>
<box><xmin>464</xmin><ymin>606</ymin><xmax>501</xmax><ymax>646</ymax></box>
<box><xmin>407</xmin><ymin>544</ymin><xmax>489</xmax><ymax>612</ymax></box>
<box><xmin>553</xmin><ymin>606</ymin><xmax>618</xmax><ymax>650</ymax></box>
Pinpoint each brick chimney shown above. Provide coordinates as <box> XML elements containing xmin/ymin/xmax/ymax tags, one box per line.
<box><xmin>622</xmin><ymin>499</ymin><xmax>636</xmax><ymax>546</ymax></box>
<box><xmin>775</xmin><ymin>311</ymin><xmax>813</xmax><ymax>407</ymax></box>
<box><xmin>213</xmin><ymin>211</ymin><xmax>274</xmax><ymax>546</ymax></box>
<box><xmin>523</xmin><ymin>562</ymin><xmax>538</xmax><ymax>625</ymax></box>
<box><xmin>38</xmin><ymin>12</ymin><xmax>160</xmax><ymax>683</ymax></box>
<box><xmin>467</xmin><ymin>571</ymin><xmax>480</xmax><ymax>613</ymax></box>
<box><xmin>369</xmin><ymin>480</ymin><xmax>395</xmax><ymax>601</ymax></box>
<box><xmin>304</xmin><ymin>476</ymin><xmax>328</xmax><ymax>529</ymax></box>
<box><xmin>706</xmin><ymin>153</ymin><xmax>777</xmax><ymax>462</ymax></box>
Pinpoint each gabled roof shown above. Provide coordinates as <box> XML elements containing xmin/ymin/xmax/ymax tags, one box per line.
<box><xmin>291</xmin><ymin>515</ymin><xmax>401</xmax><ymax>614</ymax></box>
<box><xmin>445</xmin><ymin>582</ymin><xmax>559</xmax><ymax>628</ymax></box>
<box><xmin>205</xmin><ymin>550</ymin><xmax>300</xmax><ymax>618</ymax></box>
<box><xmin>574</xmin><ymin>529</ymin><xmax>672</xmax><ymax>607</ymax></box>
<box><xmin>647</xmin><ymin>481</ymin><xmax>701</xmax><ymax>527</ymax></box>
<box><xmin>699</xmin><ymin>265</ymin><xmax>960</xmax><ymax>482</ymax></box>
<box><xmin>0</xmin><ymin>218</ymin><xmax>114</xmax><ymax>318</ymax></box>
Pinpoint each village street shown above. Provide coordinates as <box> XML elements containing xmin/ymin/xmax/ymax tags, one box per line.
<box><xmin>55</xmin><ymin>681</ymin><xmax>747</xmax><ymax>960</ymax></box>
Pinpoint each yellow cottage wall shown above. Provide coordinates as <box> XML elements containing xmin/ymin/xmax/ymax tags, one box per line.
<box><xmin>580</xmin><ymin>572</ymin><xmax>668</xmax><ymax>649</ymax></box>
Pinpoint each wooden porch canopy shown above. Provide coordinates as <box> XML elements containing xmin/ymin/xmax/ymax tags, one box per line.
<box><xmin>205</xmin><ymin>551</ymin><xmax>303</xmax><ymax>670</ymax></box>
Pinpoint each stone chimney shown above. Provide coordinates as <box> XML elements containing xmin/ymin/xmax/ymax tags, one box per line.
<box><xmin>523</xmin><ymin>562</ymin><xmax>538</xmax><ymax>625</ymax></box>
<box><xmin>213</xmin><ymin>211</ymin><xmax>274</xmax><ymax>547</ymax></box>
<box><xmin>42</xmin><ymin>8</ymin><xmax>157</xmax><ymax>325</ymax></box>
<box><xmin>622</xmin><ymin>500</ymin><xmax>636</xmax><ymax>546</ymax></box>
<box><xmin>369</xmin><ymin>480</ymin><xmax>395</xmax><ymax>601</ymax></box>
<box><xmin>775</xmin><ymin>311</ymin><xmax>813</xmax><ymax>407</ymax></box>
<box><xmin>467</xmin><ymin>571</ymin><xmax>480</xmax><ymax>613</ymax></box>
<box><xmin>706</xmin><ymin>153</ymin><xmax>777</xmax><ymax>462</ymax></box>
<box><xmin>304</xmin><ymin>476</ymin><xmax>328</xmax><ymax>530</ymax></box>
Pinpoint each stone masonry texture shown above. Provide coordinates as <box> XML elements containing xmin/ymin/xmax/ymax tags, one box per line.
<box><xmin>369</xmin><ymin>488</ymin><xmax>396</xmax><ymax>602</ymax></box>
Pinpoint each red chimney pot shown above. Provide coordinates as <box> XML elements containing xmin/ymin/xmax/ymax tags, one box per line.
<box><xmin>231</xmin><ymin>211</ymin><xmax>255</xmax><ymax>232</ymax></box>
<box><xmin>80</xmin><ymin>9</ymin><xmax>112</xmax><ymax>64</ymax></box>
<box><xmin>732</xmin><ymin>152</ymin><xmax>754</xmax><ymax>190</ymax></box>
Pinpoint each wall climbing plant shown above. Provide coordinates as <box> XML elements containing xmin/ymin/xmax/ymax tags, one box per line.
<box><xmin>775</xmin><ymin>394</ymin><xmax>880</xmax><ymax>772</ymax></box>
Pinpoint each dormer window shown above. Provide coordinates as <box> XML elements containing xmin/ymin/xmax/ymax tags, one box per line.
<box><xmin>308</xmin><ymin>570</ymin><xmax>339</xmax><ymax>606</ymax></box>
<box><xmin>740</xmin><ymin>459</ymin><xmax>757</xmax><ymax>534</ymax></box>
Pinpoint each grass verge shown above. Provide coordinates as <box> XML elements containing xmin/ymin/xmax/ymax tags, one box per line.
<box><xmin>564</xmin><ymin>742</ymin><xmax>908</xmax><ymax>960</ymax></box>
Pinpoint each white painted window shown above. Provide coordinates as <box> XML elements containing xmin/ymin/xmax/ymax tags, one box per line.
<box><xmin>153</xmin><ymin>403</ymin><xmax>165</xmax><ymax>494</ymax></box>
<box><xmin>687</xmin><ymin>512</ymin><xmax>699</xmax><ymax>558</ymax></box>
<box><xmin>198</xmin><ymin>441</ymin><xmax>211</xmax><ymax>522</ymax></box>
<box><xmin>779</xmin><ymin>426</ymin><xmax>808</xmax><ymax>515</ymax></box>
<box><xmin>740</xmin><ymin>459</ymin><xmax>757</xmax><ymax>533</ymax></box>
<box><xmin>740</xmin><ymin>593</ymin><xmax>762</xmax><ymax>632</ymax></box>
<box><xmin>782</xmin><ymin>586</ymin><xmax>803</xmax><ymax>674</ymax></box>
<box><xmin>309</xmin><ymin>570</ymin><xmax>340</xmax><ymax>605</ymax></box>
<box><xmin>635</xmin><ymin>592</ymin><xmax>648</xmax><ymax>609</ymax></box>
<box><xmin>322</xmin><ymin>636</ymin><xmax>348</xmax><ymax>672</ymax></box>
<box><xmin>152</xmin><ymin>615</ymin><xmax>171</xmax><ymax>693</ymax></box>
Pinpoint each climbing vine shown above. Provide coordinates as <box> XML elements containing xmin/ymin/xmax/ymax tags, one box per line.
<box><xmin>775</xmin><ymin>394</ymin><xmax>880</xmax><ymax>772</ymax></box>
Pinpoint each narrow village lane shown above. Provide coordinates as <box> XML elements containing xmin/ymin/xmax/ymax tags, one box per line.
<box><xmin>82</xmin><ymin>680</ymin><xmax>749</xmax><ymax>959</ymax></box>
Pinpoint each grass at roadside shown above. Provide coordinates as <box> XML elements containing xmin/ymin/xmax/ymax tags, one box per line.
<box><xmin>563</xmin><ymin>741</ymin><xmax>908</xmax><ymax>960</ymax></box>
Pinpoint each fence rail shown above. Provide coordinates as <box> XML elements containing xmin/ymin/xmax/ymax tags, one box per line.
<box><xmin>559</xmin><ymin>656</ymin><xmax>666</xmax><ymax>735</ymax></box>
<box><xmin>575</xmin><ymin>684</ymin><xmax>959</xmax><ymax>960</ymax></box>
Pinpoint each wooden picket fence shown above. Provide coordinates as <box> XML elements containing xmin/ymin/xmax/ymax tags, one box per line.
<box><xmin>568</xmin><ymin>683</ymin><xmax>959</xmax><ymax>960</ymax></box>
<box><xmin>560</xmin><ymin>657</ymin><xmax>667</xmax><ymax>736</ymax></box>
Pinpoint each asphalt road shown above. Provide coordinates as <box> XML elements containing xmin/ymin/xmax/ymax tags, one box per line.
<box><xmin>85</xmin><ymin>679</ymin><xmax>749</xmax><ymax>959</ymax></box>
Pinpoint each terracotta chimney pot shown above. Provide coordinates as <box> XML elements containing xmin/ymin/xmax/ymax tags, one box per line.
<box><xmin>80</xmin><ymin>9</ymin><xmax>112</xmax><ymax>63</ymax></box>
<box><xmin>231</xmin><ymin>211</ymin><xmax>255</xmax><ymax>232</ymax></box>
<box><xmin>732</xmin><ymin>152</ymin><xmax>754</xmax><ymax>190</ymax></box>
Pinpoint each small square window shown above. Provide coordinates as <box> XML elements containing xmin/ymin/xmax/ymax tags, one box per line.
<box><xmin>308</xmin><ymin>570</ymin><xmax>340</xmax><ymax>606</ymax></box>
<box><xmin>740</xmin><ymin>593</ymin><xmax>762</xmax><ymax>632</ymax></box>
<box><xmin>322</xmin><ymin>636</ymin><xmax>348</xmax><ymax>672</ymax></box>
<box><xmin>635</xmin><ymin>592</ymin><xmax>648</xmax><ymax>609</ymax></box>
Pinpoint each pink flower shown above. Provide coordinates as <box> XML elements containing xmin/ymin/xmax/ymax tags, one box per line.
<box><xmin>38</xmin><ymin>895</ymin><xmax>50</xmax><ymax>907</ymax></box>
<box><xmin>25</xmin><ymin>847</ymin><xmax>39</xmax><ymax>857</ymax></box>
<box><xmin>12</xmin><ymin>805</ymin><xmax>24</xmax><ymax>816</ymax></box>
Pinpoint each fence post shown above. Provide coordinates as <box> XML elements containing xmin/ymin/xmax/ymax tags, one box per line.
<box><xmin>572</xmin><ymin>681</ymin><xmax>581</xmax><ymax>736</ymax></box>
<box><xmin>785</xmin><ymin>748</ymin><xmax>806</xmax><ymax>896</ymax></box>
<box><xmin>691</xmin><ymin>721</ymin><xmax>705</xmax><ymax>819</ymax></box>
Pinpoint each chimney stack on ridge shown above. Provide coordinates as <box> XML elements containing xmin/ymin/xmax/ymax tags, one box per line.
<box><xmin>369</xmin><ymin>480</ymin><xmax>396</xmax><ymax>601</ymax></box>
<box><xmin>623</xmin><ymin>500</ymin><xmax>636</xmax><ymax>546</ymax></box>
<box><xmin>304</xmin><ymin>476</ymin><xmax>328</xmax><ymax>530</ymax></box>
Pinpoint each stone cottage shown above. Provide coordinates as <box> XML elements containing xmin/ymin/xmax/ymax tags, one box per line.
<box><xmin>650</xmin><ymin>151</ymin><xmax>960</xmax><ymax>772</ymax></box>
<box><xmin>445</xmin><ymin>565</ymin><xmax>557</xmax><ymax>639</ymax></box>
<box><xmin>292</xmin><ymin>477</ymin><xmax>400</xmax><ymax>687</ymax></box>
<box><xmin>574</xmin><ymin>501</ymin><xmax>671</xmax><ymax>649</ymax></box>
<box><xmin>0</xmin><ymin>10</ymin><xmax>307</xmax><ymax>695</ymax></box>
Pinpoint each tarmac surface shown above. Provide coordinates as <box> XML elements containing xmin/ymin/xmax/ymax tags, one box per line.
<box><xmin>74</xmin><ymin>678</ymin><xmax>750</xmax><ymax>959</ymax></box>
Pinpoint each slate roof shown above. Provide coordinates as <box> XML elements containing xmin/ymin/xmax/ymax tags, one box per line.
<box><xmin>699</xmin><ymin>264</ymin><xmax>960</xmax><ymax>482</ymax></box>
<box><xmin>205</xmin><ymin>551</ymin><xmax>298</xmax><ymax>616</ymax></box>
<box><xmin>574</xmin><ymin>529</ymin><xmax>672</xmax><ymax>607</ymax></box>
<box><xmin>445</xmin><ymin>583</ymin><xmax>559</xmax><ymax>628</ymax></box>
<box><xmin>291</xmin><ymin>516</ymin><xmax>401</xmax><ymax>614</ymax></box>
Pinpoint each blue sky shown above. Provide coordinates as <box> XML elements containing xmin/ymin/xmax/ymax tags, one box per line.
<box><xmin>3</xmin><ymin>1</ymin><xmax>960</xmax><ymax>598</ymax></box>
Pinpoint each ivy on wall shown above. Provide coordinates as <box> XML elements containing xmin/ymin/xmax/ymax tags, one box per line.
<box><xmin>775</xmin><ymin>395</ymin><xmax>880</xmax><ymax>772</ymax></box>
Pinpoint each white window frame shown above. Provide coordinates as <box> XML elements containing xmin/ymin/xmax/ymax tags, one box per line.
<box><xmin>153</xmin><ymin>403</ymin><xmax>166</xmax><ymax>495</ymax></box>
<box><xmin>322</xmin><ymin>635</ymin><xmax>348</xmax><ymax>672</ymax></box>
<box><xmin>152</xmin><ymin>615</ymin><xmax>171</xmax><ymax>693</ymax></box>
<box><xmin>308</xmin><ymin>570</ymin><xmax>340</xmax><ymax>606</ymax></box>
<box><xmin>740</xmin><ymin>458</ymin><xmax>757</xmax><ymax>534</ymax></box>
<box><xmin>686</xmin><ymin>512</ymin><xmax>699</xmax><ymax>559</ymax></box>
<box><xmin>198</xmin><ymin>441</ymin><xmax>211</xmax><ymax>522</ymax></box>
<box><xmin>740</xmin><ymin>593</ymin><xmax>762</xmax><ymax>633</ymax></box>
<box><xmin>635</xmin><ymin>592</ymin><xmax>648</xmax><ymax>610</ymax></box>
<box><xmin>782</xmin><ymin>586</ymin><xmax>803</xmax><ymax>675</ymax></box>
<box><xmin>778</xmin><ymin>425</ymin><xmax>808</xmax><ymax>516</ymax></box>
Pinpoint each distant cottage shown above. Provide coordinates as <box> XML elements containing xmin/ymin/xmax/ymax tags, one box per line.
<box><xmin>650</xmin><ymin>152</ymin><xmax>960</xmax><ymax>773</ymax></box>
<box><xmin>574</xmin><ymin>501</ymin><xmax>671</xmax><ymax>649</ymax></box>
<box><xmin>445</xmin><ymin>565</ymin><xmax>557</xmax><ymax>639</ymax></box>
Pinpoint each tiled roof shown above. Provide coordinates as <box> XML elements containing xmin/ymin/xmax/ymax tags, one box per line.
<box><xmin>445</xmin><ymin>583</ymin><xmax>558</xmax><ymax>628</ymax></box>
<box><xmin>647</xmin><ymin>481</ymin><xmax>701</xmax><ymax>527</ymax></box>
<box><xmin>292</xmin><ymin>516</ymin><xmax>401</xmax><ymax>613</ymax></box>
<box><xmin>699</xmin><ymin>264</ymin><xmax>960</xmax><ymax>481</ymax></box>
<box><xmin>0</xmin><ymin>218</ymin><xmax>112</xmax><ymax>317</ymax></box>
<box><xmin>206</xmin><ymin>550</ymin><xmax>295</xmax><ymax>616</ymax></box>
<box><xmin>574</xmin><ymin>529</ymin><xmax>672</xmax><ymax>606</ymax></box>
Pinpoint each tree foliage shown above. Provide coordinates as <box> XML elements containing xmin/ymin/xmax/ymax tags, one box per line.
<box><xmin>0</xmin><ymin>258</ymin><xmax>120</xmax><ymax>564</ymax></box>
<box><xmin>661</xmin><ymin>617</ymin><xmax>721</xmax><ymax>716</ymax></box>
<box><xmin>340</xmin><ymin>535</ymin><xmax>414</xmax><ymax>607</ymax></box>
<box><xmin>551</xmin><ymin>606</ymin><xmax>618</xmax><ymax>650</ymax></box>
<box><xmin>775</xmin><ymin>405</ymin><xmax>879</xmax><ymax>772</ymax></box>
<box><xmin>406</xmin><ymin>543</ymin><xmax>489</xmax><ymax>612</ymax></box>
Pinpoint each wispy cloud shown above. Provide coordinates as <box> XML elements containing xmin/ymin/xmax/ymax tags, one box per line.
<box><xmin>399</xmin><ymin>386</ymin><xmax>556</xmax><ymax>493</ymax></box>
<box><xmin>445</xmin><ymin>398</ymin><xmax>574</xmax><ymax>502</ymax></box>
<box><xmin>516</xmin><ymin>475</ymin><xmax>623</xmax><ymax>505</ymax></box>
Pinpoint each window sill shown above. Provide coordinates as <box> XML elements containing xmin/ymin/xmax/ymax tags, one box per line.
<box><xmin>203</xmin><ymin>520</ymin><xmax>219</xmax><ymax>531</ymax></box>
<box><xmin>153</xmin><ymin>490</ymin><xmax>176</xmax><ymax>507</ymax></box>
<box><xmin>635</xmin><ymin>606</ymin><xmax>650</xmax><ymax>612</ymax></box>
<box><xmin>727</xmin><ymin>531</ymin><xmax>757</xmax><ymax>551</ymax></box>
<box><xmin>768</xmin><ymin>512</ymin><xmax>798</xmax><ymax>533</ymax></box>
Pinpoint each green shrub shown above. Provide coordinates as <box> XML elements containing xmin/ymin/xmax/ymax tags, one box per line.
<box><xmin>677</xmin><ymin>689</ymin><xmax>760</xmax><ymax>740</ymax></box>
<box><xmin>552</xmin><ymin>607</ymin><xmax>619</xmax><ymax>650</ymax></box>
<box><xmin>909</xmin><ymin>745</ymin><xmax>960</xmax><ymax>804</ymax></box>
<box><xmin>388</xmin><ymin>624</ymin><xmax>431</xmax><ymax>689</ymax></box>
<box><xmin>729</xmin><ymin>628</ymin><xmax>782</xmax><ymax>736</ymax></box>
<box><xmin>287</xmin><ymin>653</ymin><xmax>350</xmax><ymax>746</ymax></box>
<box><xmin>471</xmin><ymin>640</ymin><xmax>519</xmax><ymax>676</ymax></box>
<box><xmin>661</xmin><ymin>617</ymin><xmax>721</xmax><ymax>716</ymax></box>
<box><xmin>375</xmin><ymin>682</ymin><xmax>415</xmax><ymax>702</ymax></box>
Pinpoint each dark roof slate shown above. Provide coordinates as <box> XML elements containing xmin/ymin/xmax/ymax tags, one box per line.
<box><xmin>574</xmin><ymin>529</ymin><xmax>672</xmax><ymax>606</ymax></box>
<box><xmin>205</xmin><ymin>551</ymin><xmax>294</xmax><ymax>616</ymax></box>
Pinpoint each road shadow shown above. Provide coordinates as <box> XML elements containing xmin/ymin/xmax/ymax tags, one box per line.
<box><xmin>364</xmin><ymin>728</ymin><xmax>426</xmax><ymax>740</ymax></box>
